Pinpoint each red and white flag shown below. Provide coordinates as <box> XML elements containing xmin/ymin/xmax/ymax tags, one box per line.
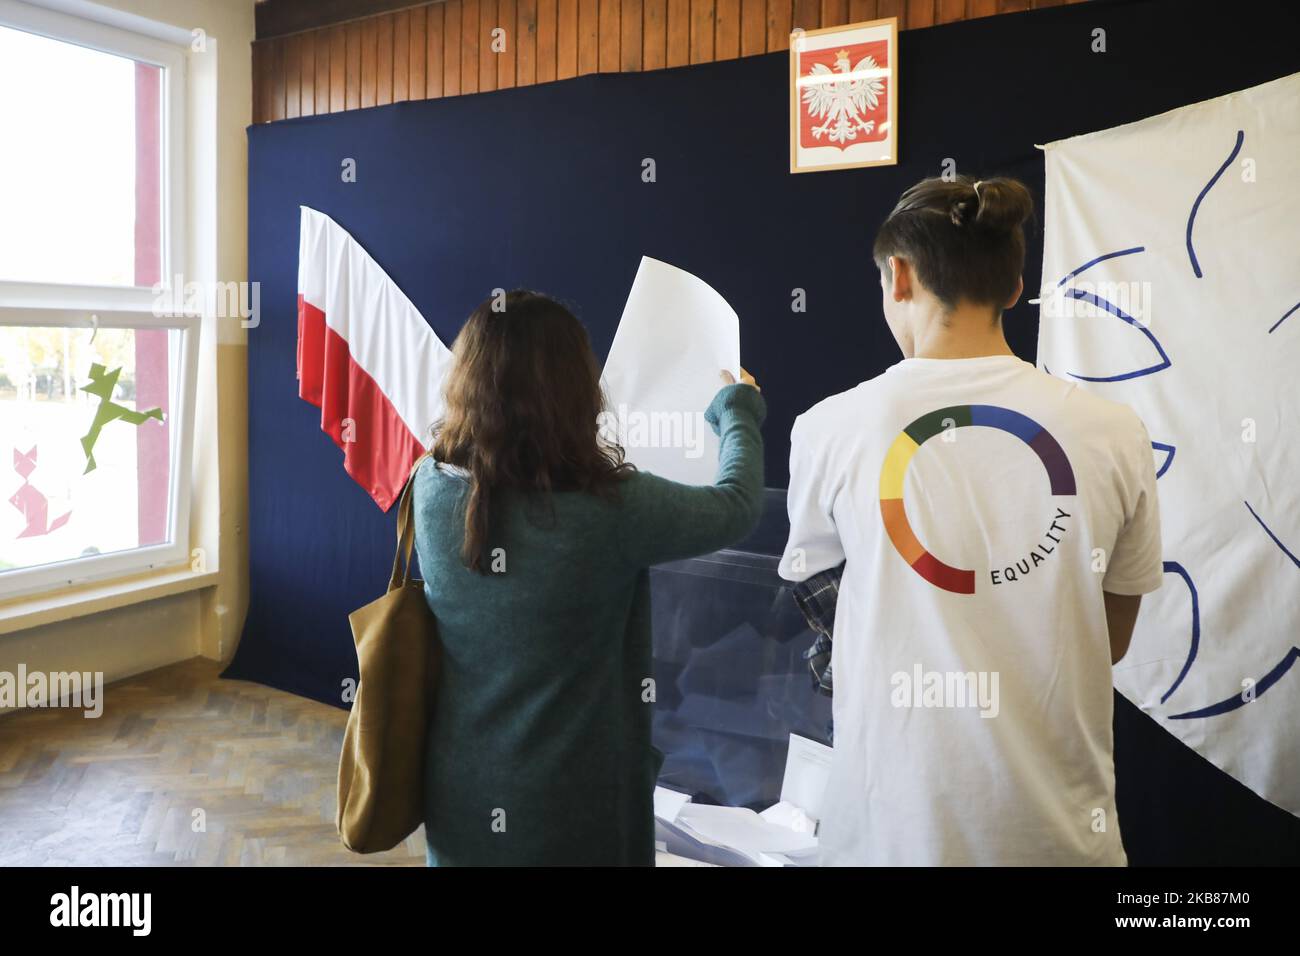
<box><xmin>296</xmin><ymin>206</ymin><xmax>452</xmax><ymax>510</ymax></box>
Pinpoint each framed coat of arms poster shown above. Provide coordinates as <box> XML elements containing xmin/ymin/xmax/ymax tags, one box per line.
<box><xmin>790</xmin><ymin>17</ymin><xmax>899</xmax><ymax>173</ymax></box>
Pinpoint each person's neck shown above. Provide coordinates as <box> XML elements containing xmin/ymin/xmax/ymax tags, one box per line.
<box><xmin>909</xmin><ymin>305</ymin><xmax>1015</xmax><ymax>360</ymax></box>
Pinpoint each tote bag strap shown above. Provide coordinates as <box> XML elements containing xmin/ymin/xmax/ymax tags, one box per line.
<box><xmin>389</xmin><ymin>451</ymin><xmax>433</xmax><ymax>591</ymax></box>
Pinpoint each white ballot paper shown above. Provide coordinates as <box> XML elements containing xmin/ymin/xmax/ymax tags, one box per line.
<box><xmin>653</xmin><ymin>785</ymin><xmax>692</xmax><ymax>824</ymax></box>
<box><xmin>601</xmin><ymin>256</ymin><xmax>741</xmax><ymax>485</ymax></box>
<box><xmin>779</xmin><ymin>733</ymin><xmax>833</xmax><ymax>823</ymax></box>
<box><xmin>675</xmin><ymin>804</ymin><xmax>819</xmax><ymax>866</ymax></box>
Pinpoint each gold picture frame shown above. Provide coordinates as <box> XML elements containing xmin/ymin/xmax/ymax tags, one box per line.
<box><xmin>790</xmin><ymin>16</ymin><xmax>899</xmax><ymax>174</ymax></box>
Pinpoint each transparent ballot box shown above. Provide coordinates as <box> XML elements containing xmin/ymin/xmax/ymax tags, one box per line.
<box><xmin>649</xmin><ymin>490</ymin><xmax>832</xmax><ymax>810</ymax></box>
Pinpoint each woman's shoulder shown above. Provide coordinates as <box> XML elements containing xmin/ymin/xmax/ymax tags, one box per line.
<box><xmin>412</xmin><ymin>456</ymin><xmax>468</xmax><ymax>504</ymax></box>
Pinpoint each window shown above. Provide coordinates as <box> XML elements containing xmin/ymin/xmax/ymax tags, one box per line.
<box><xmin>0</xmin><ymin>25</ymin><xmax>163</xmax><ymax>287</ymax></box>
<box><xmin>0</xmin><ymin>1</ymin><xmax>196</xmax><ymax>601</ymax></box>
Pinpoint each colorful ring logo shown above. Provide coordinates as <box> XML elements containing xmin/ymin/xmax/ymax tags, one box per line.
<box><xmin>878</xmin><ymin>404</ymin><xmax>1077</xmax><ymax>594</ymax></box>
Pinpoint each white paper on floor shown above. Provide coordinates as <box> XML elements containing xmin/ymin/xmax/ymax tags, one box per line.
<box><xmin>651</xmin><ymin>734</ymin><xmax>826</xmax><ymax>866</ymax></box>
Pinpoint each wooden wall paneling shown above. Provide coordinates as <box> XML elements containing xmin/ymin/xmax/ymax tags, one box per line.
<box><xmin>410</xmin><ymin>5</ymin><xmax>428</xmax><ymax>98</ymax></box>
<box><xmin>876</xmin><ymin>0</ymin><xmax>904</xmax><ymax>27</ymax></box>
<box><xmin>393</xmin><ymin>10</ymin><xmax>410</xmax><ymax>100</ymax></box>
<box><xmin>284</xmin><ymin>34</ymin><xmax>301</xmax><ymax>119</ymax></box>
<box><xmin>557</xmin><ymin>0</ymin><xmax>579</xmax><ymax>78</ymax></box>
<box><xmin>443</xmin><ymin>0</ymin><xmax>461</xmax><ymax>95</ymax></box>
<box><xmin>792</xmin><ymin>0</ymin><xmax>819</xmax><ymax>32</ymax></box>
<box><xmin>906</xmin><ymin>0</ymin><xmax>935</xmax><ymax>28</ymax></box>
<box><xmin>821</xmin><ymin>0</ymin><xmax>848</xmax><ymax>28</ymax></box>
<box><xmin>600</xmin><ymin>0</ymin><xmax>620</xmax><ymax>71</ymax></box>
<box><xmin>518</xmin><ymin>0</ymin><xmax>538</xmax><ymax>86</ymax></box>
<box><xmin>643</xmin><ymin>0</ymin><xmax>666</xmax><ymax>69</ymax></box>
<box><xmin>376</xmin><ymin>12</ymin><xmax>394</xmax><ymax>104</ymax></box>
<box><xmin>250</xmin><ymin>0</ymin><xmax>1098</xmax><ymax>124</ymax></box>
<box><xmin>462</xmin><ymin>0</ymin><xmax>480</xmax><ymax>94</ymax></box>
<box><xmin>849</xmin><ymin>0</ymin><xmax>879</xmax><ymax>22</ymax></box>
<box><xmin>271</xmin><ymin>38</ymin><xmax>286</xmax><ymax>120</ymax></box>
<box><xmin>359</xmin><ymin>18</ymin><xmax>377</xmax><ymax>107</ymax></box>
<box><xmin>296</xmin><ymin>34</ymin><xmax>309</xmax><ymax>116</ymax></box>
<box><xmin>537</xmin><ymin>0</ymin><xmax>558</xmax><ymax>81</ymax></box>
<box><xmin>716</xmin><ymin>0</ymin><xmax>740</xmax><ymax>61</ymax></box>
<box><xmin>428</xmin><ymin>2</ymin><xmax>446</xmax><ymax>98</ymax></box>
<box><xmin>937</xmin><ymin>0</ymin><xmax>965</xmax><ymax>22</ymax></box>
<box><xmin>499</xmin><ymin>0</ymin><xmax>518</xmax><ymax>88</ymax></box>
<box><xmin>251</xmin><ymin>42</ymin><xmax>266</xmax><ymax>124</ymax></box>
<box><xmin>578</xmin><ymin>0</ymin><xmax>599</xmax><ymax>75</ymax></box>
<box><xmin>300</xmin><ymin>31</ymin><xmax>316</xmax><ymax>115</ymax></box>
<box><xmin>621</xmin><ymin>0</ymin><xmax>643</xmax><ymax>70</ymax></box>
<box><xmin>314</xmin><ymin>30</ymin><xmax>330</xmax><ymax>113</ymax></box>
<box><xmin>689</xmin><ymin>0</ymin><xmax>714</xmax><ymax>64</ymax></box>
<box><xmin>740</xmin><ymin>0</ymin><xmax>764</xmax><ymax>56</ymax></box>
<box><xmin>276</xmin><ymin>36</ymin><xmax>291</xmax><ymax>119</ymax></box>
<box><xmin>766</xmin><ymin>0</ymin><xmax>791</xmax><ymax>52</ymax></box>
<box><xmin>666</xmin><ymin>0</ymin><xmax>689</xmax><ymax>66</ymax></box>
<box><xmin>344</xmin><ymin>22</ymin><xmax>361</xmax><ymax>109</ymax></box>
<box><xmin>480</xmin><ymin>0</ymin><xmax>498</xmax><ymax>93</ymax></box>
<box><xmin>328</xmin><ymin>26</ymin><xmax>345</xmax><ymax>112</ymax></box>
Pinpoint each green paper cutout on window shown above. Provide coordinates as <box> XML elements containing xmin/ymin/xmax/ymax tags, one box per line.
<box><xmin>79</xmin><ymin>364</ymin><xmax>165</xmax><ymax>473</ymax></box>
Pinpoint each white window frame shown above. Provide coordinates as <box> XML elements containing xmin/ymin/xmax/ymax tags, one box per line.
<box><xmin>0</xmin><ymin>0</ymin><xmax>187</xmax><ymax>311</ymax></box>
<box><xmin>0</xmin><ymin>0</ymin><xmax>198</xmax><ymax>601</ymax></box>
<box><xmin>0</xmin><ymin>308</ymin><xmax>200</xmax><ymax>599</ymax></box>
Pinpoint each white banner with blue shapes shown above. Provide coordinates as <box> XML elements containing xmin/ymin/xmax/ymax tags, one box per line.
<box><xmin>1037</xmin><ymin>71</ymin><xmax>1300</xmax><ymax>817</ymax></box>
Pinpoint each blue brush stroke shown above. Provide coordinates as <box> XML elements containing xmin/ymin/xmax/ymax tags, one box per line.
<box><xmin>1064</xmin><ymin>289</ymin><xmax>1172</xmax><ymax>382</ymax></box>
<box><xmin>1268</xmin><ymin>300</ymin><xmax>1300</xmax><ymax>334</ymax></box>
<box><xmin>1056</xmin><ymin>246</ymin><xmax>1146</xmax><ymax>287</ymax></box>
<box><xmin>1160</xmin><ymin>561</ymin><xmax>1200</xmax><ymax>705</ymax></box>
<box><xmin>1245</xmin><ymin>500</ymin><xmax>1300</xmax><ymax>568</ymax></box>
<box><xmin>1170</xmin><ymin>647</ymin><xmax>1300</xmax><ymax>719</ymax></box>
<box><xmin>1186</xmin><ymin>129</ymin><xmax>1244</xmax><ymax>279</ymax></box>
<box><xmin>1167</xmin><ymin>505</ymin><xmax>1299</xmax><ymax>718</ymax></box>
<box><xmin>1152</xmin><ymin>441</ymin><xmax>1175</xmax><ymax>479</ymax></box>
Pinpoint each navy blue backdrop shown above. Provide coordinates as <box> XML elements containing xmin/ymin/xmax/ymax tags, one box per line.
<box><xmin>229</xmin><ymin>0</ymin><xmax>1300</xmax><ymax>863</ymax></box>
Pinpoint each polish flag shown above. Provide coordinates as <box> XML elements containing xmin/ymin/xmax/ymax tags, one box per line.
<box><xmin>297</xmin><ymin>206</ymin><xmax>453</xmax><ymax>510</ymax></box>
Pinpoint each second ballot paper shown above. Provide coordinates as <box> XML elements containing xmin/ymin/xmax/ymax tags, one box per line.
<box><xmin>601</xmin><ymin>256</ymin><xmax>742</xmax><ymax>486</ymax></box>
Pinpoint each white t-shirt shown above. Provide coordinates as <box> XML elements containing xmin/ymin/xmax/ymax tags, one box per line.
<box><xmin>779</xmin><ymin>354</ymin><xmax>1163</xmax><ymax>866</ymax></box>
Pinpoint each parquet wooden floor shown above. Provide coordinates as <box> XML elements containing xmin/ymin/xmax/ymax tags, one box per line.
<box><xmin>0</xmin><ymin>658</ymin><xmax>424</xmax><ymax>866</ymax></box>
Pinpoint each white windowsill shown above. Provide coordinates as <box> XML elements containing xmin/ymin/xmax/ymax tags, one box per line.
<box><xmin>0</xmin><ymin>566</ymin><xmax>219</xmax><ymax>637</ymax></box>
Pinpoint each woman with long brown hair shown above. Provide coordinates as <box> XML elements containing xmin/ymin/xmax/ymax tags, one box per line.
<box><xmin>412</xmin><ymin>289</ymin><xmax>765</xmax><ymax>865</ymax></box>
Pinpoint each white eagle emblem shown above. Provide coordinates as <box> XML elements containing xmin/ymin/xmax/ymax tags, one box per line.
<box><xmin>801</xmin><ymin>49</ymin><xmax>885</xmax><ymax>146</ymax></box>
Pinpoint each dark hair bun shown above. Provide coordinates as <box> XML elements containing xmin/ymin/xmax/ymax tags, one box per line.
<box><xmin>948</xmin><ymin>190</ymin><xmax>979</xmax><ymax>228</ymax></box>
<box><xmin>966</xmin><ymin>177</ymin><xmax>1033</xmax><ymax>234</ymax></box>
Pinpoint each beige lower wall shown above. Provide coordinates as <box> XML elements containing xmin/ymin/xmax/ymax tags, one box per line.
<box><xmin>2</xmin><ymin>591</ymin><xmax>201</xmax><ymax>700</ymax></box>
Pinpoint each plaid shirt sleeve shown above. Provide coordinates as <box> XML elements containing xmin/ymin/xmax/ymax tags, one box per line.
<box><xmin>791</xmin><ymin>562</ymin><xmax>844</xmax><ymax>696</ymax></box>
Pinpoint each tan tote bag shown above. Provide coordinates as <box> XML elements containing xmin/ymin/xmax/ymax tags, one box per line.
<box><xmin>337</xmin><ymin>454</ymin><xmax>439</xmax><ymax>854</ymax></box>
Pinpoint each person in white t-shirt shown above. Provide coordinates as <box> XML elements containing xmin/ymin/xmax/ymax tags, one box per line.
<box><xmin>778</xmin><ymin>175</ymin><xmax>1163</xmax><ymax>866</ymax></box>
